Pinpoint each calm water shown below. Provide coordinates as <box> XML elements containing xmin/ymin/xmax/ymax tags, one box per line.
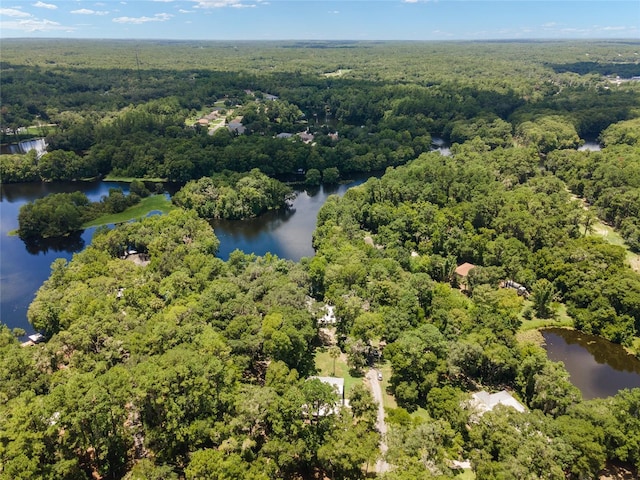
<box><xmin>542</xmin><ymin>328</ymin><xmax>640</xmax><ymax>399</ymax></box>
<box><xmin>213</xmin><ymin>181</ymin><xmax>362</xmax><ymax>261</ymax></box>
<box><xmin>0</xmin><ymin>178</ymin><xmax>368</xmax><ymax>334</ymax></box>
<box><xmin>0</xmin><ymin>181</ymin><xmax>131</xmax><ymax>333</ymax></box>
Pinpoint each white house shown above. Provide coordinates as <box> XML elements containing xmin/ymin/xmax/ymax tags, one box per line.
<box><xmin>310</xmin><ymin>376</ymin><xmax>345</xmax><ymax>405</ymax></box>
<box><xmin>471</xmin><ymin>390</ymin><xmax>525</xmax><ymax>415</ymax></box>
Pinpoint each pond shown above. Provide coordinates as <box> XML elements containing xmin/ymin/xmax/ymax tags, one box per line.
<box><xmin>542</xmin><ymin>327</ymin><xmax>640</xmax><ymax>400</ymax></box>
<box><xmin>0</xmin><ymin>177</ymin><xmax>369</xmax><ymax>334</ymax></box>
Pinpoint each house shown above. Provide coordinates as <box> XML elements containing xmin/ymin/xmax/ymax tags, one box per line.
<box><xmin>22</xmin><ymin>332</ymin><xmax>45</xmax><ymax>347</ymax></box>
<box><xmin>276</xmin><ymin>132</ymin><xmax>293</xmax><ymax>139</ymax></box>
<box><xmin>455</xmin><ymin>262</ymin><xmax>476</xmax><ymax>278</ymax></box>
<box><xmin>303</xmin><ymin>377</ymin><xmax>346</xmax><ymax>418</ymax></box>
<box><xmin>471</xmin><ymin>390</ymin><xmax>526</xmax><ymax>415</ymax></box>
<box><xmin>29</xmin><ymin>333</ymin><xmax>45</xmax><ymax>344</ymax></box>
<box><xmin>227</xmin><ymin>121</ymin><xmax>246</xmax><ymax>135</ymax></box>
<box><xmin>454</xmin><ymin>262</ymin><xmax>476</xmax><ymax>291</ymax></box>
<box><xmin>309</xmin><ymin>376</ymin><xmax>345</xmax><ymax>406</ymax></box>
<box><xmin>297</xmin><ymin>131</ymin><xmax>315</xmax><ymax>144</ymax></box>
<box><xmin>264</xmin><ymin>93</ymin><xmax>279</xmax><ymax>101</ymax></box>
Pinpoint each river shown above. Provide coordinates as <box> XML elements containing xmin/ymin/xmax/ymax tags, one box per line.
<box><xmin>542</xmin><ymin>328</ymin><xmax>640</xmax><ymax>400</ymax></box>
<box><xmin>0</xmin><ymin>177</ymin><xmax>369</xmax><ymax>334</ymax></box>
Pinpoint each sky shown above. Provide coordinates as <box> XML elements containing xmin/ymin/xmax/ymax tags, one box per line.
<box><xmin>0</xmin><ymin>1</ymin><xmax>638</xmax><ymax>41</ymax></box>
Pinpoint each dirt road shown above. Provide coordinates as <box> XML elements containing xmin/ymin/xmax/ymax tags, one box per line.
<box><xmin>367</xmin><ymin>369</ymin><xmax>391</xmax><ymax>474</ymax></box>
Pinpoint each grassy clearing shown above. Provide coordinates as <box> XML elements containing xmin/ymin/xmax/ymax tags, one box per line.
<box><xmin>314</xmin><ymin>349</ymin><xmax>364</xmax><ymax>397</ymax></box>
<box><xmin>517</xmin><ymin>303</ymin><xmax>573</xmax><ymax>345</ymax></box>
<box><xmin>323</xmin><ymin>69</ymin><xmax>352</xmax><ymax>77</ymax></box>
<box><xmin>102</xmin><ymin>175</ymin><xmax>168</xmax><ymax>183</ymax></box>
<box><xmin>82</xmin><ymin>195</ymin><xmax>175</xmax><ymax>228</ymax></box>
<box><xmin>25</xmin><ymin>125</ymin><xmax>57</xmax><ymax>136</ymax></box>
<box><xmin>519</xmin><ymin>316</ymin><xmax>573</xmax><ymax>332</ymax></box>
<box><xmin>455</xmin><ymin>468</ymin><xmax>476</xmax><ymax>479</ymax></box>
<box><xmin>588</xmin><ymin>219</ymin><xmax>640</xmax><ymax>272</ymax></box>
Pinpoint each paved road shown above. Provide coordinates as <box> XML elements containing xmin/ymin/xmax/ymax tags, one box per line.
<box><xmin>367</xmin><ymin>369</ymin><xmax>391</xmax><ymax>474</ymax></box>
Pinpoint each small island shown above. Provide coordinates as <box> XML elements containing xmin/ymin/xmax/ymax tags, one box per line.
<box><xmin>16</xmin><ymin>180</ymin><xmax>160</xmax><ymax>240</ymax></box>
<box><xmin>173</xmin><ymin>169</ymin><xmax>295</xmax><ymax>220</ymax></box>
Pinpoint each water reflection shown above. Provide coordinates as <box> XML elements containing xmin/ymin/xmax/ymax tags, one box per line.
<box><xmin>211</xmin><ymin>183</ymin><xmax>354</xmax><ymax>262</ymax></box>
<box><xmin>542</xmin><ymin>328</ymin><xmax>640</xmax><ymax>399</ymax></box>
<box><xmin>0</xmin><ymin>176</ymin><xmax>371</xmax><ymax>332</ymax></box>
<box><xmin>22</xmin><ymin>231</ymin><xmax>86</xmax><ymax>255</ymax></box>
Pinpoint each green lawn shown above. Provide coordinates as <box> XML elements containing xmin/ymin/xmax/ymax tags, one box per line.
<box><xmin>588</xmin><ymin>219</ymin><xmax>640</xmax><ymax>271</ymax></box>
<box><xmin>314</xmin><ymin>349</ymin><xmax>364</xmax><ymax>398</ymax></box>
<box><xmin>82</xmin><ymin>195</ymin><xmax>175</xmax><ymax>228</ymax></box>
<box><xmin>456</xmin><ymin>468</ymin><xmax>476</xmax><ymax>479</ymax></box>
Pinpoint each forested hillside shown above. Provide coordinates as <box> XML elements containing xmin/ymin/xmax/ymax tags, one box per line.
<box><xmin>1</xmin><ymin>40</ymin><xmax>640</xmax><ymax>479</ymax></box>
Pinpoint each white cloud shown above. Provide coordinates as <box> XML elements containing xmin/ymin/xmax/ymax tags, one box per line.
<box><xmin>179</xmin><ymin>9</ymin><xmax>194</xmax><ymax>13</ymax></box>
<box><xmin>113</xmin><ymin>12</ymin><xmax>172</xmax><ymax>24</ymax></box>
<box><xmin>193</xmin><ymin>0</ymin><xmax>256</xmax><ymax>8</ymax></box>
<box><xmin>1</xmin><ymin>18</ymin><xmax>70</xmax><ymax>32</ymax></box>
<box><xmin>71</xmin><ymin>8</ymin><xmax>109</xmax><ymax>15</ymax></box>
<box><xmin>33</xmin><ymin>1</ymin><xmax>57</xmax><ymax>9</ymax></box>
<box><xmin>328</xmin><ymin>10</ymin><xmax>339</xmax><ymax>14</ymax></box>
<box><xmin>0</xmin><ymin>8</ymin><xmax>31</xmax><ymax>17</ymax></box>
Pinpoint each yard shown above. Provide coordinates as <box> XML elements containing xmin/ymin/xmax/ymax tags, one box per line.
<box><xmin>314</xmin><ymin>348</ymin><xmax>363</xmax><ymax>398</ymax></box>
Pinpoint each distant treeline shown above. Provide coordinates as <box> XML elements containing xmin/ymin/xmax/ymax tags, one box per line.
<box><xmin>2</xmin><ymin>41</ymin><xmax>640</xmax><ymax>185</ymax></box>
<box><xmin>548</xmin><ymin>61</ymin><xmax>640</xmax><ymax>78</ymax></box>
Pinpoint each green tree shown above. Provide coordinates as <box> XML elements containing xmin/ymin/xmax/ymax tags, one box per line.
<box><xmin>531</xmin><ymin>278</ymin><xmax>557</xmax><ymax>318</ymax></box>
<box><xmin>305</xmin><ymin>168</ymin><xmax>322</xmax><ymax>186</ymax></box>
<box><xmin>328</xmin><ymin>345</ymin><xmax>341</xmax><ymax>376</ymax></box>
<box><xmin>322</xmin><ymin>167</ymin><xmax>340</xmax><ymax>184</ymax></box>
<box><xmin>385</xmin><ymin>324</ymin><xmax>448</xmax><ymax>410</ymax></box>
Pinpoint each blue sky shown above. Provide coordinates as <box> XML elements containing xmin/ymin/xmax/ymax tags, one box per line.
<box><xmin>0</xmin><ymin>1</ymin><xmax>638</xmax><ymax>40</ymax></box>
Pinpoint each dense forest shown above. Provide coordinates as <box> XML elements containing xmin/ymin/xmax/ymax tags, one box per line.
<box><xmin>1</xmin><ymin>40</ymin><xmax>640</xmax><ymax>479</ymax></box>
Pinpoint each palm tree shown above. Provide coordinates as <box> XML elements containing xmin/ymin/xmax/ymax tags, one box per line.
<box><xmin>328</xmin><ymin>345</ymin><xmax>341</xmax><ymax>376</ymax></box>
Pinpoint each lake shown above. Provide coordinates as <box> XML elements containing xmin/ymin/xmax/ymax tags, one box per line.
<box><xmin>0</xmin><ymin>177</ymin><xmax>368</xmax><ymax>334</ymax></box>
<box><xmin>542</xmin><ymin>328</ymin><xmax>640</xmax><ymax>399</ymax></box>
<box><xmin>1</xmin><ymin>181</ymin><xmax>132</xmax><ymax>333</ymax></box>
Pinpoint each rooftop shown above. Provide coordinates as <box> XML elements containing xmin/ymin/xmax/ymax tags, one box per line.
<box><xmin>455</xmin><ymin>262</ymin><xmax>476</xmax><ymax>277</ymax></box>
<box><xmin>471</xmin><ymin>390</ymin><xmax>526</xmax><ymax>415</ymax></box>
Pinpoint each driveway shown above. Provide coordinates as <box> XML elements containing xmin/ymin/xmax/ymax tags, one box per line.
<box><xmin>367</xmin><ymin>369</ymin><xmax>391</xmax><ymax>474</ymax></box>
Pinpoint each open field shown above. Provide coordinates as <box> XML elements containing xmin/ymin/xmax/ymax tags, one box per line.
<box><xmin>82</xmin><ymin>195</ymin><xmax>175</xmax><ymax>228</ymax></box>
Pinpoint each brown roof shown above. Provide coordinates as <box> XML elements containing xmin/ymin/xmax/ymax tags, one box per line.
<box><xmin>455</xmin><ymin>262</ymin><xmax>476</xmax><ymax>277</ymax></box>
